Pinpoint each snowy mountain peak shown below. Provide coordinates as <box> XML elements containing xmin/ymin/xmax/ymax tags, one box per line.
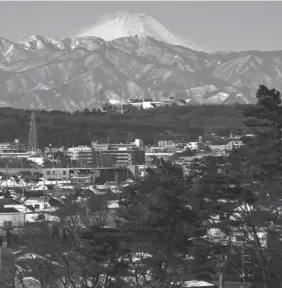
<box><xmin>76</xmin><ymin>11</ymin><xmax>203</xmax><ymax>51</ymax></box>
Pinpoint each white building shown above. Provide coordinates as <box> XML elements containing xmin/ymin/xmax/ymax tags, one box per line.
<box><xmin>187</xmin><ymin>142</ymin><xmax>198</xmax><ymax>151</ymax></box>
<box><xmin>0</xmin><ymin>208</ymin><xmax>25</xmax><ymax>227</ymax></box>
<box><xmin>226</xmin><ymin>140</ymin><xmax>244</xmax><ymax>151</ymax></box>
<box><xmin>24</xmin><ymin>197</ymin><xmax>53</xmax><ymax>211</ymax></box>
<box><xmin>0</xmin><ymin>152</ymin><xmax>31</xmax><ymax>158</ymax></box>
<box><xmin>134</xmin><ymin>139</ymin><xmax>144</xmax><ymax>149</ymax></box>
<box><xmin>67</xmin><ymin>146</ymin><xmax>92</xmax><ymax>161</ymax></box>
<box><xmin>28</xmin><ymin>157</ymin><xmax>45</xmax><ymax>166</ymax></box>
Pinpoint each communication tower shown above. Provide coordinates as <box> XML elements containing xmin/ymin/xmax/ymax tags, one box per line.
<box><xmin>28</xmin><ymin>110</ymin><xmax>38</xmax><ymax>154</ymax></box>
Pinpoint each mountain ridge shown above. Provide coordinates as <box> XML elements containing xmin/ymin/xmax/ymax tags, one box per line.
<box><xmin>0</xmin><ymin>19</ymin><xmax>282</xmax><ymax>111</ymax></box>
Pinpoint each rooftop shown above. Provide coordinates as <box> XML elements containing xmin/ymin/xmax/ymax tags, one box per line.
<box><xmin>0</xmin><ymin>199</ymin><xmax>20</xmax><ymax>208</ymax></box>
<box><xmin>0</xmin><ymin>207</ymin><xmax>20</xmax><ymax>213</ymax></box>
<box><xmin>25</xmin><ymin>196</ymin><xmax>50</xmax><ymax>202</ymax></box>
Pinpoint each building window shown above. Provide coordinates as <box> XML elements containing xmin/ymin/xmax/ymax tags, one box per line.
<box><xmin>63</xmin><ymin>171</ymin><xmax>66</xmax><ymax>175</ymax></box>
<box><xmin>53</xmin><ymin>171</ymin><xmax>55</xmax><ymax>175</ymax></box>
<box><xmin>34</xmin><ymin>204</ymin><xmax>40</xmax><ymax>209</ymax></box>
<box><xmin>46</xmin><ymin>171</ymin><xmax>50</xmax><ymax>175</ymax></box>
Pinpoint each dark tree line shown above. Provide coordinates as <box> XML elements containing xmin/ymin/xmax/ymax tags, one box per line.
<box><xmin>0</xmin><ymin>104</ymin><xmax>252</xmax><ymax>149</ymax></box>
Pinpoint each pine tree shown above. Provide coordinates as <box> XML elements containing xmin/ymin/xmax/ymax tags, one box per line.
<box><xmin>240</xmin><ymin>85</ymin><xmax>282</xmax><ymax>288</ymax></box>
<box><xmin>189</xmin><ymin>155</ymin><xmax>255</xmax><ymax>284</ymax></box>
<box><xmin>117</xmin><ymin>160</ymin><xmax>210</xmax><ymax>287</ymax></box>
<box><xmin>192</xmin><ymin>85</ymin><xmax>282</xmax><ymax>288</ymax></box>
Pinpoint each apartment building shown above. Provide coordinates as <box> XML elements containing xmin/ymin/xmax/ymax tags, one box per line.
<box><xmin>0</xmin><ymin>142</ymin><xmax>11</xmax><ymax>150</ymax></box>
<box><xmin>92</xmin><ymin>139</ymin><xmax>145</xmax><ymax>167</ymax></box>
<box><xmin>158</xmin><ymin>140</ymin><xmax>175</xmax><ymax>148</ymax></box>
<box><xmin>187</xmin><ymin>142</ymin><xmax>198</xmax><ymax>151</ymax></box>
<box><xmin>67</xmin><ymin>146</ymin><xmax>95</xmax><ymax>167</ymax></box>
<box><xmin>0</xmin><ymin>139</ymin><xmax>21</xmax><ymax>151</ymax></box>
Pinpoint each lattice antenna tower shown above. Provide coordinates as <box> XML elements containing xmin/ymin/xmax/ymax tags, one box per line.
<box><xmin>28</xmin><ymin>110</ymin><xmax>38</xmax><ymax>153</ymax></box>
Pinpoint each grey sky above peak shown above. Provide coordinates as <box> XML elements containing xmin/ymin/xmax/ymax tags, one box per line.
<box><xmin>0</xmin><ymin>1</ymin><xmax>281</xmax><ymax>52</ymax></box>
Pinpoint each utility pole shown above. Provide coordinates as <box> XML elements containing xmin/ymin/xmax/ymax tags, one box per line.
<box><xmin>217</xmin><ymin>239</ymin><xmax>229</xmax><ymax>288</ymax></box>
<box><xmin>115</xmin><ymin>170</ymin><xmax>118</xmax><ymax>186</ymax></box>
<box><xmin>241</xmin><ymin>238</ymin><xmax>251</xmax><ymax>288</ymax></box>
<box><xmin>5</xmin><ymin>164</ymin><xmax>7</xmax><ymax>191</ymax></box>
<box><xmin>219</xmin><ymin>254</ymin><xmax>227</xmax><ymax>288</ymax></box>
<box><xmin>242</xmin><ymin>240</ymin><xmax>246</xmax><ymax>288</ymax></box>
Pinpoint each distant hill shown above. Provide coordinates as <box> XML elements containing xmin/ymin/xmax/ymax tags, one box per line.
<box><xmin>0</xmin><ymin>105</ymin><xmax>251</xmax><ymax>148</ymax></box>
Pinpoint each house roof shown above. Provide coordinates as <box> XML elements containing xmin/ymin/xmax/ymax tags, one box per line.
<box><xmin>171</xmin><ymin>281</ymin><xmax>215</xmax><ymax>287</ymax></box>
<box><xmin>0</xmin><ymin>198</ymin><xmax>20</xmax><ymax>208</ymax></box>
<box><xmin>25</xmin><ymin>196</ymin><xmax>50</xmax><ymax>202</ymax></box>
<box><xmin>217</xmin><ymin>282</ymin><xmax>253</xmax><ymax>288</ymax></box>
<box><xmin>0</xmin><ymin>207</ymin><xmax>20</xmax><ymax>213</ymax></box>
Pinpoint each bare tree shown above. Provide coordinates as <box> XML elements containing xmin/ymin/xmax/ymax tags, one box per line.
<box><xmin>15</xmin><ymin>193</ymin><xmax>130</xmax><ymax>288</ymax></box>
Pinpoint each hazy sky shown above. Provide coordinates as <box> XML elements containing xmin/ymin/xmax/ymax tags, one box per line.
<box><xmin>0</xmin><ymin>1</ymin><xmax>281</xmax><ymax>52</ymax></box>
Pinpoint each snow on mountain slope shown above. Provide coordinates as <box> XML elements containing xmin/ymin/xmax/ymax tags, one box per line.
<box><xmin>76</xmin><ymin>11</ymin><xmax>203</xmax><ymax>51</ymax></box>
<box><xmin>1</xmin><ymin>29</ymin><xmax>281</xmax><ymax>111</ymax></box>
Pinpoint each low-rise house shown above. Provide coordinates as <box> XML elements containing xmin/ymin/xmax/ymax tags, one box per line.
<box><xmin>0</xmin><ymin>177</ymin><xmax>28</xmax><ymax>188</ymax></box>
<box><xmin>207</xmin><ymin>203</ymin><xmax>270</xmax><ymax>249</ymax></box>
<box><xmin>0</xmin><ymin>199</ymin><xmax>31</xmax><ymax>213</ymax></box>
<box><xmin>0</xmin><ymin>207</ymin><xmax>25</xmax><ymax>227</ymax></box>
<box><xmin>24</xmin><ymin>212</ymin><xmax>59</xmax><ymax>223</ymax></box>
<box><xmin>211</xmin><ymin>148</ymin><xmax>227</xmax><ymax>156</ymax></box>
<box><xmin>108</xmin><ymin>200</ymin><xmax>119</xmax><ymax>209</ymax></box>
<box><xmin>229</xmin><ymin>133</ymin><xmax>242</xmax><ymax>141</ymax></box>
<box><xmin>24</xmin><ymin>196</ymin><xmax>64</xmax><ymax>212</ymax></box>
<box><xmin>226</xmin><ymin>140</ymin><xmax>244</xmax><ymax>151</ymax></box>
<box><xmin>43</xmin><ymin>168</ymin><xmax>70</xmax><ymax>180</ymax></box>
<box><xmin>4</xmin><ymin>203</ymin><xmax>32</xmax><ymax>213</ymax></box>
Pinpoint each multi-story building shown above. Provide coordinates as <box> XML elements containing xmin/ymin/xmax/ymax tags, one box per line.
<box><xmin>0</xmin><ymin>139</ymin><xmax>21</xmax><ymax>152</ymax></box>
<box><xmin>67</xmin><ymin>146</ymin><xmax>94</xmax><ymax>167</ymax></box>
<box><xmin>187</xmin><ymin>142</ymin><xmax>198</xmax><ymax>151</ymax></box>
<box><xmin>44</xmin><ymin>146</ymin><xmax>64</xmax><ymax>157</ymax></box>
<box><xmin>0</xmin><ymin>142</ymin><xmax>11</xmax><ymax>151</ymax></box>
<box><xmin>0</xmin><ymin>152</ymin><xmax>31</xmax><ymax>159</ymax></box>
<box><xmin>158</xmin><ymin>140</ymin><xmax>175</xmax><ymax>148</ymax></box>
<box><xmin>92</xmin><ymin>139</ymin><xmax>145</xmax><ymax>167</ymax></box>
<box><xmin>208</xmin><ymin>140</ymin><xmax>244</xmax><ymax>155</ymax></box>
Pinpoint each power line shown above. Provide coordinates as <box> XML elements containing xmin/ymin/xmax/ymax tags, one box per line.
<box><xmin>180</xmin><ymin>126</ymin><xmax>248</xmax><ymax>129</ymax></box>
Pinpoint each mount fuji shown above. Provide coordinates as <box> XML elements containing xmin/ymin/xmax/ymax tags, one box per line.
<box><xmin>76</xmin><ymin>11</ymin><xmax>204</xmax><ymax>52</ymax></box>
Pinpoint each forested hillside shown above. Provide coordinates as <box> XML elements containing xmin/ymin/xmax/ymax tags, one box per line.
<box><xmin>0</xmin><ymin>104</ymin><xmax>251</xmax><ymax>148</ymax></box>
